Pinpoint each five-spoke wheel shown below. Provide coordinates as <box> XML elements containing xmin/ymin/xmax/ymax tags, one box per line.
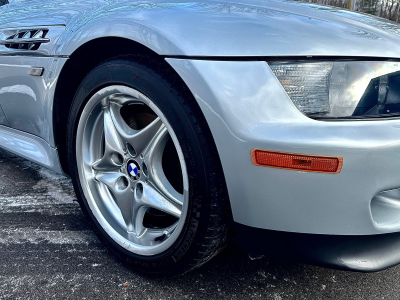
<box><xmin>76</xmin><ymin>85</ymin><xmax>188</xmax><ymax>255</ymax></box>
<box><xmin>68</xmin><ymin>58</ymin><xmax>231</xmax><ymax>275</ymax></box>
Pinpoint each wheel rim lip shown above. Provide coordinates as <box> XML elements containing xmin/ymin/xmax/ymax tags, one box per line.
<box><xmin>76</xmin><ymin>85</ymin><xmax>189</xmax><ymax>256</ymax></box>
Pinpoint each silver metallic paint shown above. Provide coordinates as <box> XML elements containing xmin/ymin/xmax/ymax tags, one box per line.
<box><xmin>0</xmin><ymin>105</ymin><xmax>9</xmax><ymax>126</ymax></box>
<box><xmin>167</xmin><ymin>58</ymin><xmax>400</xmax><ymax>235</ymax></box>
<box><xmin>0</xmin><ymin>1</ymin><xmax>7</xmax><ymax>17</ymax></box>
<box><xmin>3</xmin><ymin>0</ymin><xmax>400</xmax><ymax>58</ymax></box>
<box><xmin>2</xmin><ymin>0</ymin><xmax>400</xmax><ymax>235</ymax></box>
<box><xmin>0</xmin><ymin>56</ymin><xmax>68</xmax><ymax>142</ymax></box>
<box><xmin>371</xmin><ymin>188</ymin><xmax>400</xmax><ymax>228</ymax></box>
<box><xmin>0</xmin><ymin>124</ymin><xmax>62</xmax><ymax>172</ymax></box>
<box><xmin>0</xmin><ymin>26</ymin><xmax>65</xmax><ymax>56</ymax></box>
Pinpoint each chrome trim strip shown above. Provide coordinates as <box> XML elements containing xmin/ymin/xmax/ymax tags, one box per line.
<box><xmin>0</xmin><ymin>37</ymin><xmax>50</xmax><ymax>45</ymax></box>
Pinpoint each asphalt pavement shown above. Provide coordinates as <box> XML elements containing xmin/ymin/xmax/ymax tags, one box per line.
<box><xmin>0</xmin><ymin>148</ymin><xmax>398</xmax><ymax>300</ymax></box>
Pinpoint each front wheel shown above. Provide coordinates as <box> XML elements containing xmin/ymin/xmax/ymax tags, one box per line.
<box><xmin>67</xmin><ymin>58</ymin><xmax>232</xmax><ymax>276</ymax></box>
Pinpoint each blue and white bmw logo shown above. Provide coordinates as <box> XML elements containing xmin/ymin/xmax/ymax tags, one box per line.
<box><xmin>128</xmin><ymin>163</ymin><xmax>138</xmax><ymax>176</ymax></box>
<box><xmin>127</xmin><ymin>160</ymin><xmax>140</xmax><ymax>180</ymax></box>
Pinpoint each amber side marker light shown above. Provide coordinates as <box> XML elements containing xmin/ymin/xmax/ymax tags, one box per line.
<box><xmin>251</xmin><ymin>149</ymin><xmax>343</xmax><ymax>174</ymax></box>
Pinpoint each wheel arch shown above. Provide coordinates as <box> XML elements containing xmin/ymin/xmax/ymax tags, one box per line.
<box><xmin>53</xmin><ymin>37</ymin><xmax>173</xmax><ymax>174</ymax></box>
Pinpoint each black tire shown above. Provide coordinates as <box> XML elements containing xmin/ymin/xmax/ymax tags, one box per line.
<box><xmin>67</xmin><ymin>56</ymin><xmax>233</xmax><ymax>276</ymax></box>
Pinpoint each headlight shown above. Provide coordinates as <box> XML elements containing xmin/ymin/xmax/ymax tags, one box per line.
<box><xmin>269</xmin><ymin>61</ymin><xmax>400</xmax><ymax>119</ymax></box>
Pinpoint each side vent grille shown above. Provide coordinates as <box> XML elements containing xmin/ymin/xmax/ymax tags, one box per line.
<box><xmin>0</xmin><ymin>29</ymin><xmax>50</xmax><ymax>51</ymax></box>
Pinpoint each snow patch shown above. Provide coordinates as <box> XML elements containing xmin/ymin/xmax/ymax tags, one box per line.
<box><xmin>0</xmin><ymin>228</ymin><xmax>99</xmax><ymax>245</ymax></box>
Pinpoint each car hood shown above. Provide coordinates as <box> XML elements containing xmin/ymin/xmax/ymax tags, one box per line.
<box><xmin>2</xmin><ymin>0</ymin><xmax>400</xmax><ymax>58</ymax></box>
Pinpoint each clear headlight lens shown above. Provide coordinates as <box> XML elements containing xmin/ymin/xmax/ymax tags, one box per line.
<box><xmin>269</xmin><ymin>61</ymin><xmax>400</xmax><ymax>119</ymax></box>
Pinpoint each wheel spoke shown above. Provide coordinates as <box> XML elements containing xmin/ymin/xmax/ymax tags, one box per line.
<box><xmin>136</xmin><ymin>182</ymin><xmax>182</xmax><ymax>218</ymax></box>
<box><xmin>95</xmin><ymin>172</ymin><xmax>135</xmax><ymax>232</ymax></box>
<box><xmin>92</xmin><ymin>107</ymin><xmax>125</xmax><ymax>171</ymax></box>
<box><xmin>143</xmin><ymin>127</ymin><xmax>184</xmax><ymax>206</ymax></box>
<box><xmin>109</xmin><ymin>101</ymin><xmax>165</xmax><ymax>157</ymax></box>
<box><xmin>106</xmin><ymin>93</ymin><xmax>139</xmax><ymax>106</ymax></box>
<box><xmin>142</xmin><ymin>124</ymin><xmax>169</xmax><ymax>159</ymax></box>
<box><xmin>130</xmin><ymin>118</ymin><xmax>164</xmax><ymax>156</ymax></box>
<box><xmin>147</xmin><ymin>168</ymin><xmax>184</xmax><ymax>206</ymax></box>
<box><xmin>132</xmin><ymin>206</ymin><xmax>148</xmax><ymax>237</ymax></box>
<box><xmin>140</xmin><ymin>223</ymin><xmax>178</xmax><ymax>244</ymax></box>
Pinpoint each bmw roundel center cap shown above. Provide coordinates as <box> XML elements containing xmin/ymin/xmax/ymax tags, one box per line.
<box><xmin>127</xmin><ymin>160</ymin><xmax>140</xmax><ymax>180</ymax></box>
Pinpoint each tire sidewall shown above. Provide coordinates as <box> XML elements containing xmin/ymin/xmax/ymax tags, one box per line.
<box><xmin>68</xmin><ymin>60</ymin><xmax>211</xmax><ymax>274</ymax></box>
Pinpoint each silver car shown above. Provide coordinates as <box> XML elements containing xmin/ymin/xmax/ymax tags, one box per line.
<box><xmin>2</xmin><ymin>0</ymin><xmax>400</xmax><ymax>275</ymax></box>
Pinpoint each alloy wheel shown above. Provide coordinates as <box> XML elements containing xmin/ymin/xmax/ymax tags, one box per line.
<box><xmin>76</xmin><ymin>85</ymin><xmax>189</xmax><ymax>256</ymax></box>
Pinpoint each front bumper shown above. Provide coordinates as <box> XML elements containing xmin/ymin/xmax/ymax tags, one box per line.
<box><xmin>167</xmin><ymin>58</ymin><xmax>400</xmax><ymax>236</ymax></box>
<box><xmin>235</xmin><ymin>222</ymin><xmax>400</xmax><ymax>272</ymax></box>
